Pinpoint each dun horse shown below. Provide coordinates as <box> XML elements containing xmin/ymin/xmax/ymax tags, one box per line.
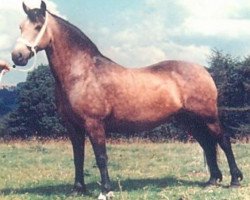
<box><xmin>12</xmin><ymin>1</ymin><xmax>243</xmax><ymax>198</ymax></box>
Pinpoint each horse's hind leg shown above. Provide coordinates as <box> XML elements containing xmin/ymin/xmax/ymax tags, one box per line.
<box><xmin>218</xmin><ymin>134</ymin><xmax>243</xmax><ymax>186</ymax></box>
<box><xmin>206</xmin><ymin>120</ymin><xmax>243</xmax><ymax>186</ymax></box>
<box><xmin>190</xmin><ymin>121</ymin><xmax>223</xmax><ymax>186</ymax></box>
<box><xmin>180</xmin><ymin>113</ymin><xmax>222</xmax><ymax>186</ymax></box>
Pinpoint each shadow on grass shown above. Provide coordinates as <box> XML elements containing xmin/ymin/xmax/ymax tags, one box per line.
<box><xmin>0</xmin><ymin>176</ymin><xmax>205</xmax><ymax>197</ymax></box>
<box><xmin>0</xmin><ymin>183</ymin><xmax>75</xmax><ymax>196</ymax></box>
<box><xmin>0</xmin><ymin>183</ymin><xmax>99</xmax><ymax>198</ymax></box>
<box><xmin>119</xmin><ymin>176</ymin><xmax>205</xmax><ymax>191</ymax></box>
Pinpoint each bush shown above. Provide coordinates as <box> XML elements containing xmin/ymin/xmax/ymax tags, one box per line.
<box><xmin>209</xmin><ymin>49</ymin><xmax>250</xmax><ymax>137</ymax></box>
<box><xmin>4</xmin><ymin>65</ymin><xmax>66</xmax><ymax>138</ymax></box>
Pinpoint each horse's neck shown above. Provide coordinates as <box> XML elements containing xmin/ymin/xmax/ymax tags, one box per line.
<box><xmin>45</xmin><ymin>15</ymin><xmax>103</xmax><ymax>87</ymax></box>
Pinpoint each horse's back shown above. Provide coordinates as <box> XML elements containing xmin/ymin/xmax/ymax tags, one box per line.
<box><xmin>146</xmin><ymin>60</ymin><xmax>209</xmax><ymax>78</ymax></box>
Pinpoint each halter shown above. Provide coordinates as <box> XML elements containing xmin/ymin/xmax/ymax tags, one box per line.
<box><xmin>0</xmin><ymin>11</ymin><xmax>48</xmax><ymax>84</ymax></box>
<box><xmin>15</xmin><ymin>11</ymin><xmax>48</xmax><ymax>72</ymax></box>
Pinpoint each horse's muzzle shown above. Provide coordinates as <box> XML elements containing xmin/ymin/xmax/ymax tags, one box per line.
<box><xmin>11</xmin><ymin>51</ymin><xmax>30</xmax><ymax>66</ymax></box>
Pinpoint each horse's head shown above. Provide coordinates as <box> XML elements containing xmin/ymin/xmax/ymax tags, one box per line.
<box><xmin>12</xmin><ymin>1</ymin><xmax>51</xmax><ymax>66</ymax></box>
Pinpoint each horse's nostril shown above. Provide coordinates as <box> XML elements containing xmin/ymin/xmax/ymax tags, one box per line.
<box><xmin>12</xmin><ymin>51</ymin><xmax>24</xmax><ymax>64</ymax></box>
<box><xmin>18</xmin><ymin>52</ymin><xmax>23</xmax><ymax>59</ymax></box>
<box><xmin>12</xmin><ymin>52</ymin><xmax>22</xmax><ymax>60</ymax></box>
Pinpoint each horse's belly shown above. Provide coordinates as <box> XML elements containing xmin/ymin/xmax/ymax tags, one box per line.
<box><xmin>105</xmin><ymin>98</ymin><xmax>181</xmax><ymax>132</ymax></box>
<box><xmin>114</xmin><ymin>86</ymin><xmax>182</xmax><ymax>121</ymax></box>
<box><xmin>105</xmin><ymin>114</ymin><xmax>173</xmax><ymax>133</ymax></box>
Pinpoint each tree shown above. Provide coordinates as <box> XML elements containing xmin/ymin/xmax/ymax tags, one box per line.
<box><xmin>5</xmin><ymin>65</ymin><xmax>66</xmax><ymax>138</ymax></box>
<box><xmin>0</xmin><ymin>87</ymin><xmax>17</xmax><ymax>117</ymax></box>
<box><xmin>208</xmin><ymin>49</ymin><xmax>244</xmax><ymax>107</ymax></box>
<box><xmin>208</xmin><ymin>49</ymin><xmax>250</xmax><ymax>137</ymax></box>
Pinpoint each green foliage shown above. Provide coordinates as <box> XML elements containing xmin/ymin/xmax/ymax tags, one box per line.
<box><xmin>208</xmin><ymin>49</ymin><xmax>242</xmax><ymax>106</ymax></box>
<box><xmin>0</xmin><ymin>87</ymin><xmax>17</xmax><ymax>116</ymax></box>
<box><xmin>208</xmin><ymin>49</ymin><xmax>250</xmax><ymax>136</ymax></box>
<box><xmin>4</xmin><ymin>65</ymin><xmax>66</xmax><ymax>138</ymax></box>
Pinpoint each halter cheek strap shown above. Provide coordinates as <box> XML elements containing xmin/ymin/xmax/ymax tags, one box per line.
<box><xmin>17</xmin><ymin>11</ymin><xmax>48</xmax><ymax>52</ymax></box>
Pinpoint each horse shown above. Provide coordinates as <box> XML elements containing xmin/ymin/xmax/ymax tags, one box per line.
<box><xmin>11</xmin><ymin>1</ymin><xmax>243</xmax><ymax>198</ymax></box>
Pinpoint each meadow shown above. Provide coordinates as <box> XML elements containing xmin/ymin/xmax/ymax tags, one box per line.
<box><xmin>0</xmin><ymin>139</ymin><xmax>249</xmax><ymax>200</ymax></box>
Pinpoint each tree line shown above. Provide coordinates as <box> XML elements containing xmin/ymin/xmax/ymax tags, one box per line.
<box><xmin>0</xmin><ymin>86</ymin><xmax>17</xmax><ymax>116</ymax></box>
<box><xmin>0</xmin><ymin>49</ymin><xmax>249</xmax><ymax>140</ymax></box>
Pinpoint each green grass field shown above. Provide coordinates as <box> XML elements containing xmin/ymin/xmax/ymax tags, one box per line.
<box><xmin>0</xmin><ymin>139</ymin><xmax>249</xmax><ymax>200</ymax></box>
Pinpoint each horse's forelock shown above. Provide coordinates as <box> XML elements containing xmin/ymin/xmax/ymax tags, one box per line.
<box><xmin>27</xmin><ymin>9</ymin><xmax>45</xmax><ymax>23</ymax></box>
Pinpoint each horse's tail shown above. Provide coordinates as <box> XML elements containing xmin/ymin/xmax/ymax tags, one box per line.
<box><xmin>203</xmin><ymin>151</ymin><xmax>207</xmax><ymax>170</ymax></box>
<box><xmin>218</xmin><ymin>107</ymin><xmax>242</xmax><ymax>139</ymax></box>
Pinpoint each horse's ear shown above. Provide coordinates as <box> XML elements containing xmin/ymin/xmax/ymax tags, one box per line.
<box><xmin>22</xmin><ymin>2</ymin><xmax>30</xmax><ymax>15</ymax></box>
<box><xmin>40</xmin><ymin>1</ymin><xmax>47</xmax><ymax>16</ymax></box>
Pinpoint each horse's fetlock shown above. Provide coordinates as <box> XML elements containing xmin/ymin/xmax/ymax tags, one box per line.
<box><xmin>215</xmin><ymin>172</ymin><xmax>223</xmax><ymax>182</ymax></box>
<box><xmin>231</xmin><ymin>168</ymin><xmax>243</xmax><ymax>181</ymax></box>
<box><xmin>102</xmin><ymin>182</ymin><xmax>112</xmax><ymax>192</ymax></box>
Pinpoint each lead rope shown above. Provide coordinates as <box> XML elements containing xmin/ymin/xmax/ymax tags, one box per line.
<box><xmin>0</xmin><ymin>69</ymin><xmax>8</xmax><ymax>83</ymax></box>
<box><xmin>0</xmin><ymin>11</ymin><xmax>47</xmax><ymax>84</ymax></box>
<box><xmin>0</xmin><ymin>41</ymin><xmax>37</xmax><ymax>85</ymax></box>
<box><xmin>0</xmin><ymin>49</ymin><xmax>37</xmax><ymax>84</ymax></box>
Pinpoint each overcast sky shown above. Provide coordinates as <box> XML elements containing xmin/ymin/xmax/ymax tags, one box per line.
<box><xmin>1</xmin><ymin>0</ymin><xmax>250</xmax><ymax>85</ymax></box>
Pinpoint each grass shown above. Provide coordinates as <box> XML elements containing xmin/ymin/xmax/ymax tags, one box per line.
<box><xmin>0</xmin><ymin>139</ymin><xmax>249</xmax><ymax>200</ymax></box>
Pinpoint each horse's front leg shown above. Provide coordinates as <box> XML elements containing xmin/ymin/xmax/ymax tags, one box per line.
<box><xmin>85</xmin><ymin>118</ymin><xmax>112</xmax><ymax>197</ymax></box>
<box><xmin>68</xmin><ymin>124</ymin><xmax>86</xmax><ymax>194</ymax></box>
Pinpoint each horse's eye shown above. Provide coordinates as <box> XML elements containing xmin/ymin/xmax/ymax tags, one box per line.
<box><xmin>35</xmin><ymin>25</ymin><xmax>42</xmax><ymax>31</ymax></box>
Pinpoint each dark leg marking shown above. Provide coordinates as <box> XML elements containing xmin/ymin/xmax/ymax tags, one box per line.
<box><xmin>192</xmin><ymin>125</ymin><xmax>223</xmax><ymax>186</ymax></box>
<box><xmin>180</xmin><ymin>113</ymin><xmax>223</xmax><ymax>186</ymax></box>
<box><xmin>68</xmin><ymin>123</ymin><xmax>86</xmax><ymax>194</ymax></box>
<box><xmin>218</xmin><ymin>135</ymin><xmax>243</xmax><ymax>186</ymax></box>
<box><xmin>86</xmin><ymin>119</ymin><xmax>112</xmax><ymax>194</ymax></box>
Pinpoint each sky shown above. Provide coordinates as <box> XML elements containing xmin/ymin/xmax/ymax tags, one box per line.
<box><xmin>1</xmin><ymin>0</ymin><xmax>250</xmax><ymax>85</ymax></box>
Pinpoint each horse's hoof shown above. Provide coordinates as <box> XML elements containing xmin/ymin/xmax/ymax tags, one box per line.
<box><xmin>204</xmin><ymin>173</ymin><xmax>223</xmax><ymax>187</ymax></box>
<box><xmin>204</xmin><ymin>182</ymin><xmax>218</xmax><ymax>187</ymax></box>
<box><xmin>230</xmin><ymin>169</ymin><xmax>243</xmax><ymax>187</ymax></box>
<box><xmin>70</xmin><ymin>190</ymin><xmax>81</xmax><ymax>197</ymax></box>
<box><xmin>204</xmin><ymin>179</ymin><xmax>220</xmax><ymax>187</ymax></box>
<box><xmin>230</xmin><ymin>182</ymin><xmax>241</xmax><ymax>188</ymax></box>
<box><xmin>98</xmin><ymin>191</ymin><xmax>115</xmax><ymax>200</ymax></box>
<box><xmin>71</xmin><ymin>183</ymin><xmax>87</xmax><ymax>196</ymax></box>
